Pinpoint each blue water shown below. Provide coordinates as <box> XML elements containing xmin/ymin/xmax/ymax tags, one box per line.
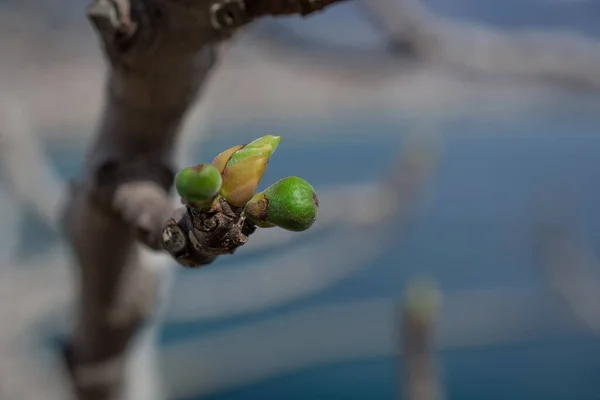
<box><xmin>181</xmin><ymin>339</ymin><xmax>600</xmax><ymax>400</ymax></box>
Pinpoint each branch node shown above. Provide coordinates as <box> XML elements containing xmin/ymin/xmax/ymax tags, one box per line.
<box><xmin>162</xmin><ymin>199</ymin><xmax>256</xmax><ymax>267</ymax></box>
<box><xmin>87</xmin><ymin>0</ymin><xmax>120</xmax><ymax>36</ymax></box>
<box><xmin>210</xmin><ymin>0</ymin><xmax>250</xmax><ymax>31</ymax></box>
<box><xmin>87</xmin><ymin>0</ymin><xmax>138</xmax><ymax>45</ymax></box>
<box><xmin>162</xmin><ymin>216</ymin><xmax>188</xmax><ymax>255</ymax></box>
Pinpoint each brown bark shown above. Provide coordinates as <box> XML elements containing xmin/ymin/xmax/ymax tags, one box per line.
<box><xmin>61</xmin><ymin>0</ymin><xmax>348</xmax><ymax>399</ymax></box>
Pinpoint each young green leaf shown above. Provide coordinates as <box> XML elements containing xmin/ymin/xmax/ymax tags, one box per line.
<box><xmin>212</xmin><ymin>135</ymin><xmax>281</xmax><ymax>207</ymax></box>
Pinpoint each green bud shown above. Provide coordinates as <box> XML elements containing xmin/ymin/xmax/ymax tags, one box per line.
<box><xmin>403</xmin><ymin>278</ymin><xmax>441</xmax><ymax>323</ymax></box>
<box><xmin>175</xmin><ymin>163</ymin><xmax>222</xmax><ymax>209</ymax></box>
<box><xmin>212</xmin><ymin>135</ymin><xmax>281</xmax><ymax>207</ymax></box>
<box><xmin>244</xmin><ymin>176</ymin><xmax>318</xmax><ymax>232</ymax></box>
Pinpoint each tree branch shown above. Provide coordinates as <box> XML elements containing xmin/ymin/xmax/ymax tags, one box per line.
<box><xmin>533</xmin><ymin>205</ymin><xmax>600</xmax><ymax>337</ymax></box>
<box><xmin>362</xmin><ymin>0</ymin><xmax>600</xmax><ymax>89</ymax></box>
<box><xmin>243</xmin><ymin>0</ymin><xmax>600</xmax><ymax>90</ymax></box>
<box><xmin>61</xmin><ymin>0</ymin><xmax>348</xmax><ymax>399</ymax></box>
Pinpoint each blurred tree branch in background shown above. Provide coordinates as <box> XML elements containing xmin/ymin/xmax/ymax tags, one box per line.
<box><xmin>399</xmin><ymin>280</ymin><xmax>444</xmax><ymax>400</ymax></box>
<box><xmin>60</xmin><ymin>1</ymin><xmax>347</xmax><ymax>399</ymax></box>
<box><xmin>245</xmin><ymin>0</ymin><xmax>600</xmax><ymax>89</ymax></box>
<box><xmin>533</xmin><ymin>203</ymin><xmax>600</xmax><ymax>337</ymax></box>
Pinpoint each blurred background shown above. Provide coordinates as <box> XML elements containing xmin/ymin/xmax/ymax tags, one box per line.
<box><xmin>3</xmin><ymin>0</ymin><xmax>600</xmax><ymax>399</ymax></box>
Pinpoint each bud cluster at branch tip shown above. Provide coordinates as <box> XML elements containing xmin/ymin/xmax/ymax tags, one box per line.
<box><xmin>244</xmin><ymin>176</ymin><xmax>319</xmax><ymax>231</ymax></box>
<box><xmin>174</xmin><ymin>136</ymin><xmax>319</xmax><ymax>236</ymax></box>
<box><xmin>212</xmin><ymin>135</ymin><xmax>281</xmax><ymax>207</ymax></box>
<box><xmin>175</xmin><ymin>163</ymin><xmax>222</xmax><ymax>209</ymax></box>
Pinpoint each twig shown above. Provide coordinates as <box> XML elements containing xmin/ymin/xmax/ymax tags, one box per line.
<box><xmin>398</xmin><ymin>279</ymin><xmax>444</xmax><ymax>400</ymax></box>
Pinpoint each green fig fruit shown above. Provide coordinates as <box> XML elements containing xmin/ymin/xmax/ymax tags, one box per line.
<box><xmin>244</xmin><ymin>176</ymin><xmax>318</xmax><ymax>231</ymax></box>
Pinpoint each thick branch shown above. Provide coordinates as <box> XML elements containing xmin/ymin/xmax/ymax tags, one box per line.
<box><xmin>62</xmin><ymin>0</ymin><xmax>348</xmax><ymax>399</ymax></box>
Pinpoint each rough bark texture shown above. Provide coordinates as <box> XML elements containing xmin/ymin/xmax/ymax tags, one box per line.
<box><xmin>61</xmin><ymin>0</ymin><xmax>348</xmax><ymax>399</ymax></box>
